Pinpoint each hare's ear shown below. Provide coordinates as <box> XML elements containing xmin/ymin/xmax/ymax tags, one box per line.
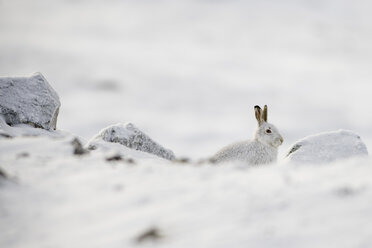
<box><xmin>254</xmin><ymin>105</ymin><xmax>263</xmax><ymax>125</ymax></box>
<box><xmin>262</xmin><ymin>105</ymin><xmax>268</xmax><ymax>122</ymax></box>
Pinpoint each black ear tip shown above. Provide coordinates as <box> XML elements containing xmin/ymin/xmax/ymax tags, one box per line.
<box><xmin>254</xmin><ymin>105</ymin><xmax>261</xmax><ymax>109</ymax></box>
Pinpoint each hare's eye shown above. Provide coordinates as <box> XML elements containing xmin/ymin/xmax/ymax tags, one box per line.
<box><xmin>265</xmin><ymin>129</ymin><xmax>272</xmax><ymax>134</ymax></box>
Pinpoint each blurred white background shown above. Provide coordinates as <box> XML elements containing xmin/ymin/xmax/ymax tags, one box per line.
<box><xmin>1</xmin><ymin>0</ymin><xmax>372</xmax><ymax>158</ymax></box>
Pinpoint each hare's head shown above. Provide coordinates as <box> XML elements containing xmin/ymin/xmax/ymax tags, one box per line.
<box><xmin>254</xmin><ymin>105</ymin><xmax>283</xmax><ymax>148</ymax></box>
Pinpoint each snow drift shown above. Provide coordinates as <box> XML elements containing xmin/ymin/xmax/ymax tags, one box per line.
<box><xmin>1</xmin><ymin>130</ymin><xmax>372</xmax><ymax>248</ymax></box>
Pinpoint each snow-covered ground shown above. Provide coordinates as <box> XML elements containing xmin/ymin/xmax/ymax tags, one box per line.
<box><xmin>1</xmin><ymin>0</ymin><xmax>372</xmax><ymax>247</ymax></box>
<box><xmin>1</xmin><ymin>131</ymin><xmax>372</xmax><ymax>248</ymax></box>
<box><xmin>1</xmin><ymin>0</ymin><xmax>372</xmax><ymax>158</ymax></box>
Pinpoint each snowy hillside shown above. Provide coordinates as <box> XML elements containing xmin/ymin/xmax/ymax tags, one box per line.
<box><xmin>1</xmin><ymin>0</ymin><xmax>372</xmax><ymax>158</ymax></box>
<box><xmin>1</xmin><ymin>129</ymin><xmax>372</xmax><ymax>248</ymax></box>
<box><xmin>1</xmin><ymin>0</ymin><xmax>372</xmax><ymax>247</ymax></box>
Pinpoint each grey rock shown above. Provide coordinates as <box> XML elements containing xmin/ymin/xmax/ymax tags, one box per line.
<box><xmin>88</xmin><ymin>123</ymin><xmax>175</xmax><ymax>160</ymax></box>
<box><xmin>286</xmin><ymin>130</ymin><xmax>368</xmax><ymax>164</ymax></box>
<box><xmin>0</xmin><ymin>73</ymin><xmax>60</xmax><ymax>130</ymax></box>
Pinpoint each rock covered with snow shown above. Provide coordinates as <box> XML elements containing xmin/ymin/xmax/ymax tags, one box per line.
<box><xmin>88</xmin><ymin>123</ymin><xmax>176</xmax><ymax>160</ymax></box>
<box><xmin>286</xmin><ymin>130</ymin><xmax>368</xmax><ymax>164</ymax></box>
<box><xmin>0</xmin><ymin>73</ymin><xmax>60</xmax><ymax>130</ymax></box>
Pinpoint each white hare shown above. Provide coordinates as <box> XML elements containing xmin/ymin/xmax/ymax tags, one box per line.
<box><xmin>212</xmin><ymin>105</ymin><xmax>283</xmax><ymax>165</ymax></box>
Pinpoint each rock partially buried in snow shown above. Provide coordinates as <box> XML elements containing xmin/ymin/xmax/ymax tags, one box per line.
<box><xmin>0</xmin><ymin>73</ymin><xmax>60</xmax><ymax>130</ymax></box>
<box><xmin>286</xmin><ymin>130</ymin><xmax>368</xmax><ymax>164</ymax></box>
<box><xmin>88</xmin><ymin>123</ymin><xmax>176</xmax><ymax>160</ymax></box>
<box><xmin>0</xmin><ymin>167</ymin><xmax>7</xmax><ymax>180</ymax></box>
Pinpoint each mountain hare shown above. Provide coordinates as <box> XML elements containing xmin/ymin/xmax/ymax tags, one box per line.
<box><xmin>212</xmin><ymin>105</ymin><xmax>283</xmax><ymax>165</ymax></box>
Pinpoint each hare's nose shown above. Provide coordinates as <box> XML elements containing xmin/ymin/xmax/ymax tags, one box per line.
<box><xmin>280</xmin><ymin>137</ymin><xmax>284</xmax><ymax>144</ymax></box>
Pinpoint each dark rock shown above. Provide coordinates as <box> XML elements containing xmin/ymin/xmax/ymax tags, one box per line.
<box><xmin>71</xmin><ymin>138</ymin><xmax>88</xmax><ymax>155</ymax></box>
<box><xmin>0</xmin><ymin>132</ymin><xmax>12</xmax><ymax>138</ymax></box>
<box><xmin>105</xmin><ymin>154</ymin><xmax>136</xmax><ymax>164</ymax></box>
<box><xmin>0</xmin><ymin>167</ymin><xmax>7</xmax><ymax>180</ymax></box>
<box><xmin>173</xmin><ymin>157</ymin><xmax>191</xmax><ymax>164</ymax></box>
<box><xmin>105</xmin><ymin>154</ymin><xmax>123</xmax><ymax>161</ymax></box>
<box><xmin>135</xmin><ymin>227</ymin><xmax>163</xmax><ymax>243</ymax></box>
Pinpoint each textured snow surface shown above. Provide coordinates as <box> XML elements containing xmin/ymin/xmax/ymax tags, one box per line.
<box><xmin>88</xmin><ymin>123</ymin><xmax>176</xmax><ymax>160</ymax></box>
<box><xmin>0</xmin><ymin>73</ymin><xmax>60</xmax><ymax>130</ymax></box>
<box><xmin>2</xmin><ymin>0</ymin><xmax>372</xmax><ymax>247</ymax></box>
<box><xmin>2</xmin><ymin>0</ymin><xmax>372</xmax><ymax>159</ymax></box>
<box><xmin>286</xmin><ymin>130</ymin><xmax>368</xmax><ymax>164</ymax></box>
<box><xmin>1</xmin><ymin>130</ymin><xmax>372</xmax><ymax>248</ymax></box>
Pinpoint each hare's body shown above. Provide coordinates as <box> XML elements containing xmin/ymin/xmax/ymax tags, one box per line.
<box><xmin>212</xmin><ymin>105</ymin><xmax>283</xmax><ymax>165</ymax></box>
<box><xmin>213</xmin><ymin>140</ymin><xmax>278</xmax><ymax>165</ymax></box>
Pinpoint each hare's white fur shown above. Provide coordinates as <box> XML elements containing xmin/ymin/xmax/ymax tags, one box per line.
<box><xmin>212</xmin><ymin>105</ymin><xmax>283</xmax><ymax>165</ymax></box>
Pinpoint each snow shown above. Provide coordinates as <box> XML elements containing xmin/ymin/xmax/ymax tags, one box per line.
<box><xmin>286</xmin><ymin>130</ymin><xmax>368</xmax><ymax>164</ymax></box>
<box><xmin>0</xmin><ymin>73</ymin><xmax>60</xmax><ymax>130</ymax></box>
<box><xmin>2</xmin><ymin>0</ymin><xmax>372</xmax><ymax>159</ymax></box>
<box><xmin>1</xmin><ymin>0</ymin><xmax>372</xmax><ymax>247</ymax></box>
<box><xmin>0</xmin><ymin>115</ymin><xmax>67</xmax><ymax>139</ymax></box>
<box><xmin>1</xmin><ymin>131</ymin><xmax>372</xmax><ymax>248</ymax></box>
<box><xmin>87</xmin><ymin>123</ymin><xmax>176</xmax><ymax>160</ymax></box>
